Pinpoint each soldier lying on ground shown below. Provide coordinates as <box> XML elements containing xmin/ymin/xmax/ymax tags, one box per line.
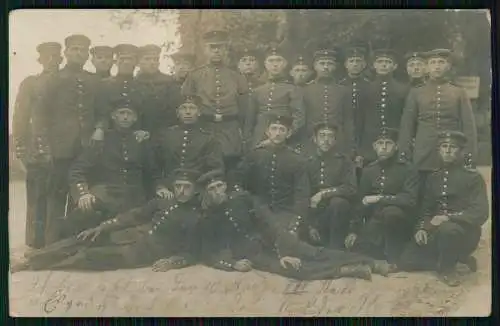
<box><xmin>345</xmin><ymin>127</ymin><xmax>419</xmax><ymax>266</ymax></box>
<box><xmin>10</xmin><ymin>168</ymin><xmax>202</xmax><ymax>273</ymax></box>
<box><xmin>396</xmin><ymin>131</ymin><xmax>488</xmax><ymax>287</ymax></box>
<box><xmin>197</xmin><ymin>169</ymin><xmax>390</xmax><ymax>281</ymax></box>
<box><xmin>49</xmin><ymin>100</ymin><xmax>161</xmax><ymax>243</ymax></box>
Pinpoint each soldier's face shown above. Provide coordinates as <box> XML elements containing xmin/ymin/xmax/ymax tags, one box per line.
<box><xmin>111</xmin><ymin>108</ymin><xmax>137</xmax><ymax>129</ymax></box>
<box><xmin>205</xmin><ymin>180</ymin><xmax>228</xmax><ymax>206</ymax></box>
<box><xmin>373</xmin><ymin>138</ymin><xmax>397</xmax><ymax>160</ymax></box>
<box><xmin>238</xmin><ymin>56</ymin><xmax>259</xmax><ymax>75</ymax></box>
<box><xmin>177</xmin><ymin>103</ymin><xmax>200</xmax><ymax>124</ymax></box>
<box><xmin>345</xmin><ymin>57</ymin><xmax>366</xmax><ymax>75</ymax></box>
<box><xmin>265</xmin><ymin>123</ymin><xmax>290</xmax><ymax>144</ymax></box>
<box><xmin>406</xmin><ymin>59</ymin><xmax>427</xmax><ymax>79</ymax></box>
<box><xmin>38</xmin><ymin>54</ymin><xmax>63</xmax><ymax>71</ymax></box>
<box><xmin>64</xmin><ymin>45</ymin><xmax>89</xmax><ymax>66</ymax></box>
<box><xmin>439</xmin><ymin>142</ymin><xmax>461</xmax><ymax>163</ymax></box>
<box><xmin>116</xmin><ymin>54</ymin><xmax>138</xmax><ymax>75</ymax></box>
<box><xmin>205</xmin><ymin>43</ymin><xmax>227</xmax><ymax>63</ymax></box>
<box><xmin>174</xmin><ymin>60</ymin><xmax>194</xmax><ymax>79</ymax></box>
<box><xmin>91</xmin><ymin>54</ymin><xmax>114</xmax><ymax>73</ymax></box>
<box><xmin>313</xmin><ymin>59</ymin><xmax>336</xmax><ymax>78</ymax></box>
<box><xmin>290</xmin><ymin>64</ymin><xmax>312</xmax><ymax>85</ymax></box>
<box><xmin>373</xmin><ymin>57</ymin><xmax>397</xmax><ymax>76</ymax></box>
<box><xmin>314</xmin><ymin>129</ymin><xmax>336</xmax><ymax>152</ymax></box>
<box><xmin>265</xmin><ymin>55</ymin><xmax>287</xmax><ymax>76</ymax></box>
<box><xmin>173</xmin><ymin>180</ymin><xmax>195</xmax><ymax>203</ymax></box>
<box><xmin>138</xmin><ymin>54</ymin><xmax>160</xmax><ymax>74</ymax></box>
<box><xmin>428</xmin><ymin>57</ymin><xmax>451</xmax><ymax>79</ymax></box>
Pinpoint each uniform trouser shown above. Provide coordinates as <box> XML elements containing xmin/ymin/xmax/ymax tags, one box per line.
<box><xmin>352</xmin><ymin>205</ymin><xmax>412</xmax><ymax>263</ymax></box>
<box><xmin>398</xmin><ymin>221</ymin><xmax>482</xmax><ymax>273</ymax></box>
<box><xmin>417</xmin><ymin>171</ymin><xmax>431</xmax><ymax>209</ymax></box>
<box><xmin>45</xmin><ymin>158</ymin><xmax>75</xmax><ymax>245</ymax></box>
<box><xmin>313</xmin><ymin>197</ymin><xmax>352</xmax><ymax>249</ymax></box>
<box><xmin>25</xmin><ymin>163</ymin><xmax>50</xmax><ymax>248</ymax></box>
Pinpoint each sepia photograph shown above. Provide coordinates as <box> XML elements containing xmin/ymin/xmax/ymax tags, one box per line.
<box><xmin>8</xmin><ymin>9</ymin><xmax>492</xmax><ymax>317</ymax></box>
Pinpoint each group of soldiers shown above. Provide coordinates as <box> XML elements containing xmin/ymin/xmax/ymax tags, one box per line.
<box><xmin>11</xmin><ymin>29</ymin><xmax>488</xmax><ymax>287</ymax></box>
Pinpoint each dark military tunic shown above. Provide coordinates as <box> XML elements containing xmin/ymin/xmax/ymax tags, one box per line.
<box><xmin>350</xmin><ymin>154</ymin><xmax>420</xmax><ymax>261</ymax></box>
<box><xmin>398</xmin><ymin>79</ymin><xmax>478</xmax><ymax>171</ymax></box>
<box><xmin>306</xmin><ymin>150</ymin><xmax>358</xmax><ymax>245</ymax></box>
<box><xmin>153</xmin><ymin>123</ymin><xmax>224</xmax><ymax>179</ymax></box>
<box><xmin>408</xmin><ymin>77</ymin><xmax>427</xmax><ymax>88</ymax></box>
<box><xmin>302</xmin><ymin>79</ymin><xmax>354</xmax><ymax>155</ymax></box>
<box><xmin>135</xmin><ymin>71</ymin><xmax>181</xmax><ymax>133</ymax></box>
<box><xmin>231</xmin><ymin>143</ymin><xmax>310</xmax><ymax>234</ymax></box>
<box><xmin>244</xmin><ymin>76</ymin><xmax>305</xmax><ymax>148</ymax></box>
<box><xmin>398</xmin><ymin>162</ymin><xmax>488</xmax><ymax>272</ymax></box>
<box><xmin>22</xmin><ymin>198</ymin><xmax>201</xmax><ymax>271</ymax></box>
<box><xmin>182</xmin><ymin>63</ymin><xmax>249</xmax><ymax>158</ymax></box>
<box><xmin>338</xmin><ymin>75</ymin><xmax>371</xmax><ymax>156</ymax></box>
<box><xmin>359</xmin><ymin>77</ymin><xmax>409</xmax><ymax>163</ymax></box>
<box><xmin>12</xmin><ymin>72</ymin><xmax>56</xmax><ymax>248</ymax></box>
<box><xmin>46</xmin><ymin>128</ymin><xmax>162</xmax><ymax>243</ymax></box>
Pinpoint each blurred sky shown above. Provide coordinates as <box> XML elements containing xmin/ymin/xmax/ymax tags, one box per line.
<box><xmin>9</xmin><ymin>9</ymin><xmax>180</xmax><ymax>132</ymax></box>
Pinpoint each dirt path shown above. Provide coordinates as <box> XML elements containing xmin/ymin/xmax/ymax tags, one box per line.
<box><xmin>8</xmin><ymin>168</ymin><xmax>492</xmax><ymax>317</ymax></box>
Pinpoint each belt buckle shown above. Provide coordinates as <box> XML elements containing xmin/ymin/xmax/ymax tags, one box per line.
<box><xmin>214</xmin><ymin>114</ymin><xmax>223</xmax><ymax>122</ymax></box>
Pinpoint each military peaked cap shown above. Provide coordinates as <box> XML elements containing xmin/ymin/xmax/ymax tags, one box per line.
<box><xmin>404</xmin><ymin>51</ymin><xmax>426</xmax><ymax>62</ymax></box>
<box><xmin>376</xmin><ymin>127</ymin><xmax>399</xmax><ymax>142</ymax></box>
<box><xmin>36</xmin><ymin>42</ymin><xmax>62</xmax><ymax>55</ymax></box>
<box><xmin>198</xmin><ymin>169</ymin><xmax>226</xmax><ymax>188</ymax></box>
<box><xmin>438</xmin><ymin>130</ymin><xmax>467</xmax><ymax>148</ymax></box>
<box><xmin>372</xmin><ymin>48</ymin><xmax>398</xmax><ymax>62</ymax></box>
<box><xmin>313</xmin><ymin>49</ymin><xmax>337</xmax><ymax>62</ymax></box>
<box><xmin>65</xmin><ymin>34</ymin><xmax>91</xmax><ymax>48</ymax></box>
<box><xmin>313</xmin><ymin>121</ymin><xmax>339</xmax><ymax>135</ymax></box>
<box><xmin>90</xmin><ymin>46</ymin><xmax>114</xmax><ymax>57</ymax></box>
<box><xmin>203</xmin><ymin>30</ymin><xmax>229</xmax><ymax>44</ymax></box>
<box><xmin>267</xmin><ymin>113</ymin><xmax>293</xmax><ymax>129</ymax></box>
<box><xmin>170</xmin><ymin>168</ymin><xmax>201</xmax><ymax>183</ymax></box>
<box><xmin>114</xmin><ymin>44</ymin><xmax>139</xmax><ymax>57</ymax></box>
<box><xmin>344</xmin><ymin>46</ymin><xmax>367</xmax><ymax>59</ymax></box>
<box><xmin>138</xmin><ymin>44</ymin><xmax>162</xmax><ymax>57</ymax></box>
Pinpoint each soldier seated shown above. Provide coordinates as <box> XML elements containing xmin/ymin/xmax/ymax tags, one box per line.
<box><xmin>49</xmin><ymin>100</ymin><xmax>162</xmax><ymax>244</ymax></box>
<box><xmin>154</xmin><ymin>95</ymin><xmax>224</xmax><ymax>200</ymax></box>
<box><xmin>345</xmin><ymin>128</ymin><xmax>420</xmax><ymax>265</ymax></box>
<box><xmin>306</xmin><ymin>122</ymin><xmax>357</xmax><ymax>248</ymax></box>
<box><xmin>396</xmin><ymin>131</ymin><xmax>488</xmax><ymax>287</ymax></box>
<box><xmin>11</xmin><ymin>169</ymin><xmax>202</xmax><ymax>273</ymax></box>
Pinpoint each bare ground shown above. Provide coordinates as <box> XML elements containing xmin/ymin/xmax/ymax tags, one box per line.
<box><xmin>8</xmin><ymin>168</ymin><xmax>492</xmax><ymax>317</ymax></box>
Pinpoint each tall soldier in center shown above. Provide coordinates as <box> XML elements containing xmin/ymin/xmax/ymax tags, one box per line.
<box><xmin>358</xmin><ymin>48</ymin><xmax>409</xmax><ymax>167</ymax></box>
<box><xmin>181</xmin><ymin>30</ymin><xmax>249</xmax><ymax>172</ymax></box>
<box><xmin>302</xmin><ymin>49</ymin><xmax>353</xmax><ymax>156</ymax></box>
<box><xmin>136</xmin><ymin>44</ymin><xmax>182</xmax><ymax>133</ymax></box>
<box><xmin>36</xmin><ymin>34</ymin><xmax>99</xmax><ymax>245</ymax></box>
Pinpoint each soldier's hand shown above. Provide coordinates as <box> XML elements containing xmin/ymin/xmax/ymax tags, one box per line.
<box><xmin>362</xmin><ymin>195</ymin><xmax>382</xmax><ymax>205</ymax></box>
<box><xmin>430</xmin><ymin>215</ymin><xmax>449</xmax><ymax>226</ymax></box>
<box><xmin>354</xmin><ymin>156</ymin><xmax>364</xmax><ymax>168</ymax></box>
<box><xmin>310</xmin><ymin>191</ymin><xmax>324</xmax><ymax>208</ymax></box>
<box><xmin>152</xmin><ymin>256</ymin><xmax>186</xmax><ymax>272</ymax></box>
<box><xmin>415</xmin><ymin>229</ymin><xmax>428</xmax><ymax>246</ymax></box>
<box><xmin>76</xmin><ymin>226</ymin><xmax>102</xmax><ymax>242</ymax></box>
<box><xmin>280</xmin><ymin>256</ymin><xmax>302</xmax><ymax>271</ymax></box>
<box><xmin>134</xmin><ymin>130</ymin><xmax>150</xmax><ymax>142</ymax></box>
<box><xmin>309</xmin><ymin>227</ymin><xmax>321</xmax><ymax>243</ymax></box>
<box><xmin>156</xmin><ymin>187</ymin><xmax>174</xmax><ymax>200</ymax></box>
<box><xmin>344</xmin><ymin>233</ymin><xmax>358</xmax><ymax>249</ymax></box>
<box><xmin>233</xmin><ymin>259</ymin><xmax>253</xmax><ymax>272</ymax></box>
<box><xmin>90</xmin><ymin>128</ymin><xmax>104</xmax><ymax>144</ymax></box>
<box><xmin>78</xmin><ymin>193</ymin><xmax>96</xmax><ymax>211</ymax></box>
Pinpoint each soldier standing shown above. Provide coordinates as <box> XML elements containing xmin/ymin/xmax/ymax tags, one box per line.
<box><xmin>12</xmin><ymin>42</ymin><xmax>63</xmax><ymax>248</ymax></box>
<box><xmin>398</xmin><ymin>49</ymin><xmax>478</xmax><ymax>175</ymax></box>
<box><xmin>358</xmin><ymin>48</ymin><xmax>409</xmax><ymax>166</ymax></box>
<box><xmin>12</xmin><ymin>169</ymin><xmax>202</xmax><ymax>272</ymax></box>
<box><xmin>338</xmin><ymin>45</ymin><xmax>371</xmax><ymax>174</ymax></box>
<box><xmin>397</xmin><ymin>131</ymin><xmax>488</xmax><ymax>286</ymax></box>
<box><xmin>244</xmin><ymin>46</ymin><xmax>305</xmax><ymax>150</ymax></box>
<box><xmin>53</xmin><ymin>99</ymin><xmax>161</xmax><ymax>242</ymax></box>
<box><xmin>231</xmin><ymin>114</ymin><xmax>310</xmax><ymax>242</ymax></box>
<box><xmin>136</xmin><ymin>44</ymin><xmax>181</xmax><ymax>133</ymax></box>
<box><xmin>345</xmin><ymin>128</ymin><xmax>419</xmax><ymax>265</ymax></box>
<box><xmin>302</xmin><ymin>49</ymin><xmax>353</xmax><ymax>156</ymax></box>
<box><xmin>37</xmin><ymin>34</ymin><xmax>98</xmax><ymax>244</ymax></box>
<box><xmin>154</xmin><ymin>95</ymin><xmax>224</xmax><ymax>200</ymax></box>
<box><xmin>404</xmin><ymin>51</ymin><xmax>428</xmax><ymax>87</ymax></box>
<box><xmin>89</xmin><ymin>45</ymin><xmax>114</xmax><ymax>79</ymax></box>
<box><xmin>171</xmin><ymin>51</ymin><xmax>196</xmax><ymax>86</ymax></box>
<box><xmin>181</xmin><ymin>30</ymin><xmax>249</xmax><ymax>172</ymax></box>
<box><xmin>306</xmin><ymin>122</ymin><xmax>357</xmax><ymax>248</ymax></box>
